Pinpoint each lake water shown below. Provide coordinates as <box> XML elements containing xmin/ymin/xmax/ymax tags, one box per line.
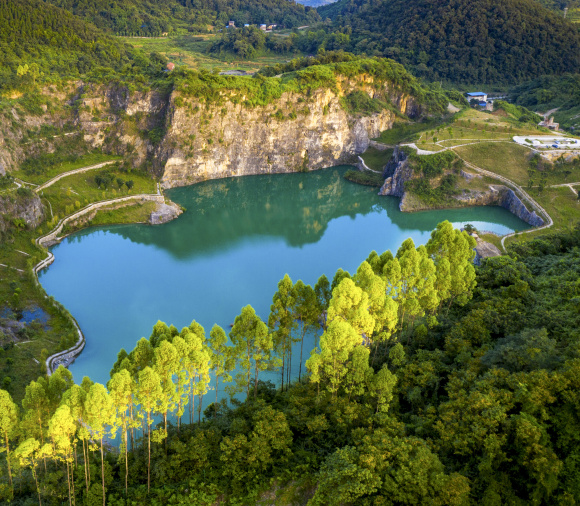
<box><xmin>39</xmin><ymin>166</ymin><xmax>530</xmax><ymax>388</ymax></box>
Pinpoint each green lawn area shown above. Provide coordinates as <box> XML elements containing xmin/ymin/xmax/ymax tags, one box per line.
<box><xmin>361</xmin><ymin>147</ymin><xmax>393</xmax><ymax>172</ymax></box>
<box><xmin>12</xmin><ymin>153</ymin><xmax>122</xmax><ymax>185</ymax></box>
<box><xmin>41</xmin><ymin>168</ymin><xmax>157</xmax><ymax>220</ymax></box>
<box><xmin>376</xmin><ymin>107</ymin><xmax>550</xmax><ymax>151</ymax></box>
<box><xmin>453</xmin><ymin>142</ymin><xmax>532</xmax><ymax>185</ymax></box>
<box><xmin>505</xmin><ymin>186</ymin><xmax>580</xmax><ymax>247</ymax></box>
<box><xmin>61</xmin><ymin>200</ymin><xmax>158</xmax><ymax>235</ymax></box>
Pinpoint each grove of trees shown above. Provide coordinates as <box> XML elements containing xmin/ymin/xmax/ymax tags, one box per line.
<box><xmin>1</xmin><ymin>222</ymin><xmax>580</xmax><ymax>504</ymax></box>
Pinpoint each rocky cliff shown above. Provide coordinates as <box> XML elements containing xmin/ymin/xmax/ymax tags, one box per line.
<box><xmin>1</xmin><ymin>75</ymin><xmax>425</xmax><ymax>190</ymax></box>
<box><xmin>0</xmin><ymin>192</ymin><xmax>44</xmax><ymax>228</ymax></box>
<box><xmin>0</xmin><ymin>84</ymin><xmax>167</xmax><ymax>175</ymax></box>
<box><xmin>157</xmin><ymin>83</ymin><xmax>418</xmax><ymax>188</ymax></box>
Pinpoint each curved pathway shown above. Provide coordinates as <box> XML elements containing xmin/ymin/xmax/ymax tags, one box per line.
<box><xmin>35</xmin><ymin>160</ymin><xmax>118</xmax><ymax>193</ymax></box>
<box><xmin>449</xmin><ymin>151</ymin><xmax>554</xmax><ymax>251</ymax></box>
<box><xmin>34</xmin><ymin>191</ymin><xmax>164</xmax><ymax>375</ymax></box>
<box><xmin>550</xmin><ymin>181</ymin><xmax>580</xmax><ymax>196</ymax></box>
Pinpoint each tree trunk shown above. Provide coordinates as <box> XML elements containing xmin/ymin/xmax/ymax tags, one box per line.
<box><xmin>214</xmin><ymin>374</ymin><xmax>219</xmax><ymax>418</ymax></box>
<box><xmin>71</xmin><ymin>453</ymin><xmax>76</xmax><ymax>506</ymax></box>
<box><xmin>82</xmin><ymin>438</ymin><xmax>89</xmax><ymax>495</ymax></box>
<box><xmin>32</xmin><ymin>462</ymin><xmax>41</xmax><ymax>506</ymax></box>
<box><xmin>100</xmin><ymin>437</ymin><xmax>105</xmax><ymax>506</ymax></box>
<box><xmin>254</xmin><ymin>364</ymin><xmax>259</xmax><ymax>399</ymax></box>
<box><xmin>4</xmin><ymin>433</ymin><xmax>12</xmax><ymax>487</ymax></box>
<box><xmin>147</xmin><ymin>412</ymin><xmax>151</xmax><ymax>492</ymax></box>
<box><xmin>198</xmin><ymin>394</ymin><xmax>203</xmax><ymax>424</ymax></box>
<box><xmin>299</xmin><ymin>323</ymin><xmax>305</xmax><ymax>382</ymax></box>
<box><xmin>124</xmin><ymin>427</ymin><xmax>128</xmax><ymax>496</ymax></box>
<box><xmin>66</xmin><ymin>459</ymin><xmax>72</xmax><ymax>506</ymax></box>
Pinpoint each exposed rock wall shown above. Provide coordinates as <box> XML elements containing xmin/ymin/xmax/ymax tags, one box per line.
<box><xmin>158</xmin><ymin>86</ymin><xmax>405</xmax><ymax>188</ymax></box>
<box><xmin>379</xmin><ymin>147</ymin><xmax>411</xmax><ymax>197</ymax></box>
<box><xmin>0</xmin><ymin>193</ymin><xmax>44</xmax><ymax>228</ymax></box>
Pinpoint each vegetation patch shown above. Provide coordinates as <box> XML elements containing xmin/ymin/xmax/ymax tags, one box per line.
<box><xmin>344</xmin><ymin>169</ymin><xmax>384</xmax><ymax>187</ymax></box>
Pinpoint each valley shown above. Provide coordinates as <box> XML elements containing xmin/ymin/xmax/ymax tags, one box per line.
<box><xmin>0</xmin><ymin>0</ymin><xmax>579</xmax><ymax>504</ymax></box>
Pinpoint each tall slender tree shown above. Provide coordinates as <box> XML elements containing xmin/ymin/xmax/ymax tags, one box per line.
<box><xmin>269</xmin><ymin>274</ymin><xmax>297</xmax><ymax>390</ymax></box>
<box><xmin>230</xmin><ymin>305</ymin><xmax>274</xmax><ymax>400</ymax></box>
<box><xmin>209</xmin><ymin>325</ymin><xmax>233</xmax><ymax>418</ymax></box>
<box><xmin>294</xmin><ymin>280</ymin><xmax>318</xmax><ymax>381</ymax></box>
<box><xmin>48</xmin><ymin>405</ymin><xmax>76</xmax><ymax>506</ymax></box>
<box><xmin>136</xmin><ymin>367</ymin><xmax>162</xmax><ymax>492</ymax></box>
<box><xmin>0</xmin><ymin>389</ymin><xmax>18</xmax><ymax>489</ymax></box>
<box><xmin>85</xmin><ymin>383</ymin><xmax>116</xmax><ymax>506</ymax></box>
<box><xmin>109</xmin><ymin>370</ymin><xmax>135</xmax><ymax>495</ymax></box>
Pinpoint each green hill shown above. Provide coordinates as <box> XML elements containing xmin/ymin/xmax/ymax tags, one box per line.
<box><xmin>318</xmin><ymin>0</ymin><xmax>580</xmax><ymax>84</ymax></box>
<box><xmin>0</xmin><ymin>0</ymin><xmax>165</xmax><ymax>91</ymax></box>
<box><xmin>44</xmin><ymin>0</ymin><xmax>320</xmax><ymax>35</ymax></box>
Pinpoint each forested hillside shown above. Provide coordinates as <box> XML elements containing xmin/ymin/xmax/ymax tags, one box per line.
<box><xmin>0</xmin><ymin>0</ymin><xmax>167</xmax><ymax>91</ymax></box>
<box><xmin>317</xmin><ymin>0</ymin><xmax>580</xmax><ymax>84</ymax></box>
<box><xmin>1</xmin><ymin>224</ymin><xmax>579</xmax><ymax>504</ymax></box>
<box><xmin>44</xmin><ymin>0</ymin><xmax>320</xmax><ymax>35</ymax></box>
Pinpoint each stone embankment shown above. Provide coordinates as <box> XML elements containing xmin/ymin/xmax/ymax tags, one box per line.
<box><xmin>34</xmin><ymin>192</ymin><xmax>166</xmax><ymax>375</ymax></box>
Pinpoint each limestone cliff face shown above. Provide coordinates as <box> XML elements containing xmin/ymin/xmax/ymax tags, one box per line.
<box><xmin>379</xmin><ymin>147</ymin><xmax>410</xmax><ymax>197</ymax></box>
<box><xmin>158</xmin><ymin>83</ymin><xmax>418</xmax><ymax>188</ymax></box>
<box><xmin>0</xmin><ymin>84</ymin><xmax>165</xmax><ymax>174</ymax></box>
<box><xmin>0</xmin><ymin>192</ymin><xmax>45</xmax><ymax>231</ymax></box>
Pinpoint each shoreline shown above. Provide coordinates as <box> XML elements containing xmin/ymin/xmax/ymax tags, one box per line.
<box><xmin>31</xmin><ymin>165</ymin><xmax>542</xmax><ymax>376</ymax></box>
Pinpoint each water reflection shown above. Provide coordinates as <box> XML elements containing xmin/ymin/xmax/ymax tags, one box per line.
<box><xmin>40</xmin><ymin>166</ymin><xmax>531</xmax><ymax>386</ymax></box>
<box><xmin>70</xmin><ymin>167</ymin><xmax>530</xmax><ymax>259</ymax></box>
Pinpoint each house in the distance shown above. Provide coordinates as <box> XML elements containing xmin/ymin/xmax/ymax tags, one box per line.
<box><xmin>166</xmin><ymin>62</ymin><xmax>175</xmax><ymax>71</ymax></box>
<box><xmin>260</xmin><ymin>24</ymin><xmax>267</xmax><ymax>31</ymax></box>
<box><xmin>466</xmin><ymin>92</ymin><xmax>488</xmax><ymax>102</ymax></box>
<box><xmin>227</xmin><ymin>20</ymin><xmax>235</xmax><ymax>28</ymax></box>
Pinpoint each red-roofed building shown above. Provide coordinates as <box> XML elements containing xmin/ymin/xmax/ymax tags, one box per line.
<box><xmin>167</xmin><ymin>62</ymin><xmax>175</xmax><ymax>71</ymax></box>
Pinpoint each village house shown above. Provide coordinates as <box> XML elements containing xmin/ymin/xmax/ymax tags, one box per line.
<box><xmin>227</xmin><ymin>20</ymin><xmax>235</xmax><ymax>28</ymax></box>
<box><xmin>466</xmin><ymin>92</ymin><xmax>488</xmax><ymax>102</ymax></box>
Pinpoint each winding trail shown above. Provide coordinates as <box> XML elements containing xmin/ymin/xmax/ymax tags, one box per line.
<box><xmin>357</xmin><ymin>156</ymin><xmax>381</xmax><ymax>173</ymax></box>
<box><xmin>35</xmin><ymin>160</ymin><xmax>118</xmax><ymax>193</ymax></box>
<box><xmin>380</xmin><ymin>137</ymin><xmax>556</xmax><ymax>251</ymax></box>
<box><xmin>449</xmin><ymin>151</ymin><xmax>554</xmax><ymax>251</ymax></box>
<box><xmin>550</xmin><ymin>182</ymin><xmax>580</xmax><ymax>196</ymax></box>
<box><xmin>33</xmin><ymin>191</ymin><xmax>164</xmax><ymax>375</ymax></box>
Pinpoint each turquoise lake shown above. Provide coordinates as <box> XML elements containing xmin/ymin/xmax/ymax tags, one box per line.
<box><xmin>39</xmin><ymin>166</ymin><xmax>530</xmax><ymax>389</ymax></box>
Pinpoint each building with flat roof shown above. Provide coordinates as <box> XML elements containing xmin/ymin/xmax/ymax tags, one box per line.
<box><xmin>467</xmin><ymin>92</ymin><xmax>488</xmax><ymax>102</ymax></box>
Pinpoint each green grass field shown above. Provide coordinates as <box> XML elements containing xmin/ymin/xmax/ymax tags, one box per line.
<box><xmin>40</xmin><ymin>169</ymin><xmax>157</xmax><ymax>219</ymax></box>
<box><xmin>120</xmin><ymin>35</ymin><xmax>296</xmax><ymax>72</ymax></box>
<box><xmin>453</xmin><ymin>142</ymin><xmax>533</xmax><ymax>185</ymax></box>
<box><xmin>11</xmin><ymin>153</ymin><xmax>122</xmax><ymax>185</ymax></box>
<box><xmin>361</xmin><ymin>147</ymin><xmax>394</xmax><ymax>172</ymax></box>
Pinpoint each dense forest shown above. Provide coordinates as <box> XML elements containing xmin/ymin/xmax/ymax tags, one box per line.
<box><xmin>0</xmin><ymin>0</ymin><xmax>168</xmax><ymax>91</ymax></box>
<box><xmin>1</xmin><ymin>223</ymin><xmax>580</xmax><ymax>504</ymax></box>
<box><xmin>316</xmin><ymin>0</ymin><xmax>580</xmax><ymax>84</ymax></box>
<box><xmin>43</xmin><ymin>0</ymin><xmax>320</xmax><ymax>35</ymax></box>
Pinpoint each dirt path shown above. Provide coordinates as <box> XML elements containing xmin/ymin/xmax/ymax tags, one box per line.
<box><xmin>450</xmin><ymin>150</ymin><xmax>554</xmax><ymax>251</ymax></box>
<box><xmin>35</xmin><ymin>160</ymin><xmax>118</xmax><ymax>192</ymax></box>
<box><xmin>550</xmin><ymin>182</ymin><xmax>580</xmax><ymax>195</ymax></box>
